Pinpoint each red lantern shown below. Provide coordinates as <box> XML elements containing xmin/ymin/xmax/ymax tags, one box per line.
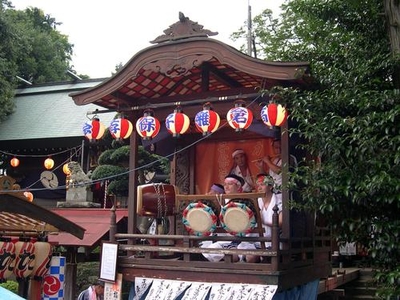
<box><xmin>109</xmin><ymin>117</ymin><xmax>133</xmax><ymax>140</ymax></box>
<box><xmin>165</xmin><ymin>107</ymin><xmax>190</xmax><ymax>137</ymax></box>
<box><xmin>0</xmin><ymin>238</ymin><xmax>16</xmax><ymax>281</ymax></box>
<box><xmin>31</xmin><ymin>241</ymin><xmax>52</xmax><ymax>280</ymax></box>
<box><xmin>82</xmin><ymin>117</ymin><xmax>106</xmax><ymax>141</ymax></box>
<box><xmin>194</xmin><ymin>103</ymin><xmax>220</xmax><ymax>135</ymax></box>
<box><xmin>260</xmin><ymin>103</ymin><xmax>288</xmax><ymax>127</ymax></box>
<box><xmin>136</xmin><ymin>110</ymin><xmax>161</xmax><ymax>140</ymax></box>
<box><xmin>44</xmin><ymin>157</ymin><xmax>54</xmax><ymax>170</ymax></box>
<box><xmin>23</xmin><ymin>191</ymin><xmax>34</xmax><ymax>202</ymax></box>
<box><xmin>10</xmin><ymin>157</ymin><xmax>20</xmax><ymax>167</ymax></box>
<box><xmin>226</xmin><ymin>101</ymin><xmax>253</xmax><ymax>132</ymax></box>
<box><xmin>14</xmin><ymin>238</ymin><xmax>36</xmax><ymax>279</ymax></box>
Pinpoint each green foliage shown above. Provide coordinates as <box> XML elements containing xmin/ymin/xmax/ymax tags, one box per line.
<box><xmin>76</xmin><ymin>261</ymin><xmax>100</xmax><ymax>294</ymax></box>
<box><xmin>0</xmin><ymin>280</ymin><xmax>18</xmax><ymax>294</ymax></box>
<box><xmin>0</xmin><ymin>1</ymin><xmax>79</xmax><ymax>122</ymax></box>
<box><xmin>3</xmin><ymin>6</ymin><xmax>73</xmax><ymax>84</ymax></box>
<box><xmin>91</xmin><ymin>143</ymin><xmax>169</xmax><ymax>196</ymax></box>
<box><xmin>77</xmin><ymin>261</ymin><xmax>130</xmax><ymax>300</ymax></box>
<box><xmin>233</xmin><ymin>0</ymin><xmax>400</xmax><ymax>296</ymax></box>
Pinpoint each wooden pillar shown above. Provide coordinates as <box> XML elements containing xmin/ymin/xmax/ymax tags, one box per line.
<box><xmin>281</xmin><ymin>122</ymin><xmax>290</xmax><ymax>240</ymax></box>
<box><xmin>127</xmin><ymin>115</ymin><xmax>139</xmax><ymax>250</ymax></box>
<box><xmin>17</xmin><ymin>277</ymin><xmax>29</xmax><ymax>298</ymax></box>
<box><xmin>110</xmin><ymin>205</ymin><xmax>117</xmax><ymax>242</ymax></box>
<box><xmin>64</xmin><ymin>246</ymin><xmax>77</xmax><ymax>300</ymax></box>
<box><xmin>271</xmin><ymin>205</ymin><xmax>280</xmax><ymax>271</ymax></box>
<box><xmin>28</xmin><ymin>279</ymin><xmax>42</xmax><ymax>300</ymax></box>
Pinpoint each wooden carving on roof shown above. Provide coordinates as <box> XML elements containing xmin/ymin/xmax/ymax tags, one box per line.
<box><xmin>150</xmin><ymin>12</ymin><xmax>218</xmax><ymax>44</ymax></box>
<box><xmin>143</xmin><ymin>54</ymin><xmax>213</xmax><ymax>78</ymax></box>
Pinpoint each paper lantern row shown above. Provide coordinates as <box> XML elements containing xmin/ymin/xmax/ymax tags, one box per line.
<box><xmin>0</xmin><ymin>238</ymin><xmax>52</xmax><ymax>281</ymax></box>
<box><xmin>10</xmin><ymin>156</ymin><xmax>55</xmax><ymax>170</ymax></box>
<box><xmin>83</xmin><ymin>103</ymin><xmax>287</xmax><ymax>141</ymax></box>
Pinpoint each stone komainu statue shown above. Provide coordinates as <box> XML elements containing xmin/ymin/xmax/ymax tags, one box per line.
<box><xmin>68</xmin><ymin>161</ymin><xmax>91</xmax><ymax>187</ymax></box>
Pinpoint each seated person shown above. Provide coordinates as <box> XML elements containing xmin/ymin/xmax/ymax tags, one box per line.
<box><xmin>230</xmin><ymin>149</ymin><xmax>254</xmax><ymax>192</ymax></box>
<box><xmin>206</xmin><ymin>183</ymin><xmax>225</xmax><ymax>195</ymax></box>
<box><xmin>201</xmin><ymin>174</ymin><xmax>244</xmax><ymax>262</ymax></box>
<box><xmin>237</xmin><ymin>173</ymin><xmax>283</xmax><ymax>263</ymax></box>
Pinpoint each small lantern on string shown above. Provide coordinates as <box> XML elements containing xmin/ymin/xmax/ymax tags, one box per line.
<box><xmin>10</xmin><ymin>157</ymin><xmax>20</xmax><ymax>167</ymax></box>
<box><xmin>165</xmin><ymin>106</ymin><xmax>190</xmax><ymax>137</ymax></box>
<box><xmin>82</xmin><ymin>117</ymin><xmax>106</xmax><ymax>141</ymax></box>
<box><xmin>109</xmin><ymin>116</ymin><xmax>133</xmax><ymax>140</ymax></box>
<box><xmin>260</xmin><ymin>103</ymin><xmax>288</xmax><ymax>127</ymax></box>
<box><xmin>23</xmin><ymin>191</ymin><xmax>34</xmax><ymax>202</ymax></box>
<box><xmin>136</xmin><ymin>109</ymin><xmax>161</xmax><ymax>140</ymax></box>
<box><xmin>226</xmin><ymin>100</ymin><xmax>253</xmax><ymax>132</ymax></box>
<box><xmin>44</xmin><ymin>157</ymin><xmax>54</xmax><ymax>170</ymax></box>
<box><xmin>63</xmin><ymin>163</ymin><xmax>71</xmax><ymax>175</ymax></box>
<box><xmin>194</xmin><ymin>102</ymin><xmax>220</xmax><ymax>135</ymax></box>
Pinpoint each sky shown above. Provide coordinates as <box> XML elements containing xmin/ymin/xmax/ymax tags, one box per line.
<box><xmin>12</xmin><ymin>0</ymin><xmax>284</xmax><ymax>79</ymax></box>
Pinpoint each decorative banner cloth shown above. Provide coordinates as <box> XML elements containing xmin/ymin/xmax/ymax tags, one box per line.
<box><xmin>209</xmin><ymin>283</ymin><xmax>254</xmax><ymax>300</ymax></box>
<box><xmin>129</xmin><ymin>278</ymin><xmax>278</xmax><ymax>300</ymax></box>
<box><xmin>42</xmin><ymin>256</ymin><xmax>65</xmax><ymax>300</ymax></box>
<box><xmin>133</xmin><ymin>277</ymin><xmax>153</xmax><ymax>300</ymax></box>
<box><xmin>144</xmin><ymin>278</ymin><xmax>191</xmax><ymax>300</ymax></box>
<box><xmin>180</xmin><ymin>282</ymin><xmax>211</xmax><ymax>300</ymax></box>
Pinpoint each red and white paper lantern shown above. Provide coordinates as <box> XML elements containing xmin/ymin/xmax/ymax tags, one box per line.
<box><xmin>82</xmin><ymin>117</ymin><xmax>106</xmax><ymax>141</ymax></box>
<box><xmin>13</xmin><ymin>238</ymin><xmax>36</xmax><ymax>279</ymax></box>
<box><xmin>109</xmin><ymin>117</ymin><xmax>133</xmax><ymax>140</ymax></box>
<box><xmin>260</xmin><ymin>103</ymin><xmax>288</xmax><ymax>127</ymax></box>
<box><xmin>165</xmin><ymin>108</ymin><xmax>190</xmax><ymax>137</ymax></box>
<box><xmin>136</xmin><ymin>110</ymin><xmax>161</xmax><ymax>140</ymax></box>
<box><xmin>31</xmin><ymin>241</ymin><xmax>52</xmax><ymax>280</ymax></box>
<box><xmin>194</xmin><ymin>104</ymin><xmax>220</xmax><ymax>135</ymax></box>
<box><xmin>0</xmin><ymin>238</ymin><xmax>16</xmax><ymax>281</ymax></box>
<box><xmin>226</xmin><ymin>104</ymin><xmax>253</xmax><ymax>132</ymax></box>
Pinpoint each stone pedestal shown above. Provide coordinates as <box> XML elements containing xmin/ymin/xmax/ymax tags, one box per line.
<box><xmin>57</xmin><ymin>186</ymin><xmax>100</xmax><ymax>208</ymax></box>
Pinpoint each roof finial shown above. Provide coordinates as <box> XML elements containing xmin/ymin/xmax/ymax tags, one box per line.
<box><xmin>179</xmin><ymin>12</ymin><xmax>188</xmax><ymax>22</ymax></box>
<box><xmin>150</xmin><ymin>12</ymin><xmax>218</xmax><ymax>44</ymax></box>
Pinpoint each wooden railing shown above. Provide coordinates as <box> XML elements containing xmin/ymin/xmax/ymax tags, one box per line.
<box><xmin>114</xmin><ymin>192</ymin><xmax>332</xmax><ymax>289</ymax></box>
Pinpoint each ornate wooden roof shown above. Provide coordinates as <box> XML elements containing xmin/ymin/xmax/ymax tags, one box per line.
<box><xmin>0</xmin><ymin>176</ymin><xmax>85</xmax><ymax>239</ymax></box>
<box><xmin>70</xmin><ymin>13</ymin><xmax>313</xmax><ymax>120</ymax></box>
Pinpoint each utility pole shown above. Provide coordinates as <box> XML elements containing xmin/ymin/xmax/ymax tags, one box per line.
<box><xmin>247</xmin><ymin>1</ymin><xmax>252</xmax><ymax>56</ymax></box>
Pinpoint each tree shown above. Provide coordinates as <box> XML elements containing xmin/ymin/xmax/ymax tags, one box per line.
<box><xmin>90</xmin><ymin>130</ymin><xmax>169</xmax><ymax>198</ymax></box>
<box><xmin>0</xmin><ymin>0</ymin><xmax>78</xmax><ymax>122</ymax></box>
<box><xmin>233</xmin><ymin>0</ymin><xmax>400</xmax><ymax>297</ymax></box>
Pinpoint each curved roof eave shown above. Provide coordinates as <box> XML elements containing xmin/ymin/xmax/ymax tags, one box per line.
<box><xmin>70</xmin><ymin>37</ymin><xmax>310</xmax><ymax>106</ymax></box>
<box><xmin>0</xmin><ymin>193</ymin><xmax>85</xmax><ymax>239</ymax></box>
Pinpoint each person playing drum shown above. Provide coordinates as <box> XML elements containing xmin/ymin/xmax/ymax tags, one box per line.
<box><xmin>201</xmin><ymin>174</ymin><xmax>244</xmax><ymax>262</ymax></box>
<box><xmin>237</xmin><ymin>173</ymin><xmax>283</xmax><ymax>263</ymax></box>
<box><xmin>206</xmin><ymin>183</ymin><xmax>225</xmax><ymax>195</ymax></box>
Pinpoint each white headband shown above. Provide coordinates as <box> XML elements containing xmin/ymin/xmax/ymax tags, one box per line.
<box><xmin>232</xmin><ymin>149</ymin><xmax>245</xmax><ymax>158</ymax></box>
<box><xmin>224</xmin><ymin>177</ymin><xmax>242</xmax><ymax>188</ymax></box>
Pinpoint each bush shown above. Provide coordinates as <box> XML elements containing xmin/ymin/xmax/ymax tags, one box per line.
<box><xmin>0</xmin><ymin>280</ymin><xmax>18</xmax><ymax>294</ymax></box>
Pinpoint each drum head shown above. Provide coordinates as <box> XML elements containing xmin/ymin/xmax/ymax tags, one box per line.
<box><xmin>182</xmin><ymin>202</ymin><xmax>218</xmax><ymax>236</ymax></box>
<box><xmin>220</xmin><ymin>202</ymin><xmax>256</xmax><ymax>237</ymax></box>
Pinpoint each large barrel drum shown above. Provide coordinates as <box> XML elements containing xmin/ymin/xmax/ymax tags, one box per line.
<box><xmin>137</xmin><ymin>183</ymin><xmax>177</xmax><ymax>216</ymax></box>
